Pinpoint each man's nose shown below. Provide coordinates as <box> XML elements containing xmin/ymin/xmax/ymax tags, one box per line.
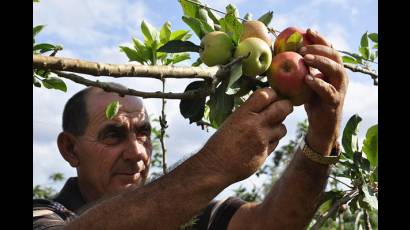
<box><xmin>122</xmin><ymin>134</ymin><xmax>149</xmax><ymax>162</ymax></box>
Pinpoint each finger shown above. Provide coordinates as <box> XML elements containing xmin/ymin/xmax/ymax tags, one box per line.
<box><xmin>299</xmin><ymin>45</ymin><xmax>343</xmax><ymax>64</ymax></box>
<box><xmin>305</xmin><ymin>74</ymin><xmax>340</xmax><ymax>106</ymax></box>
<box><xmin>305</xmin><ymin>28</ymin><xmax>332</xmax><ymax>47</ymax></box>
<box><xmin>268</xmin><ymin>141</ymin><xmax>279</xmax><ymax>155</ymax></box>
<box><xmin>241</xmin><ymin>88</ymin><xmax>280</xmax><ymax>113</ymax></box>
<box><xmin>260</xmin><ymin>99</ymin><xmax>293</xmax><ymax>125</ymax></box>
<box><xmin>265</xmin><ymin>123</ymin><xmax>287</xmax><ymax>144</ymax></box>
<box><xmin>303</xmin><ymin>54</ymin><xmax>346</xmax><ymax>90</ymax></box>
<box><xmin>309</xmin><ymin>67</ymin><xmax>326</xmax><ymax>81</ymax></box>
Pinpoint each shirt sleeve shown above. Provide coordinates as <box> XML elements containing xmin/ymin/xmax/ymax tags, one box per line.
<box><xmin>207</xmin><ymin>197</ymin><xmax>246</xmax><ymax>230</ymax></box>
<box><xmin>33</xmin><ymin>209</ymin><xmax>66</xmax><ymax>230</ymax></box>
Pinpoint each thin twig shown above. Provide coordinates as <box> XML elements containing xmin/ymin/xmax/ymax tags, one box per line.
<box><xmin>160</xmin><ymin>75</ymin><xmax>168</xmax><ymax>175</ymax></box>
<box><xmin>363</xmin><ymin>209</ymin><xmax>372</xmax><ymax>230</ymax></box>
<box><xmin>53</xmin><ymin>71</ymin><xmax>211</xmax><ymax>99</ymax></box>
<box><xmin>329</xmin><ymin>175</ymin><xmax>354</xmax><ymax>189</ymax></box>
<box><xmin>182</xmin><ymin>0</ymin><xmax>248</xmax><ymax>21</ymax></box>
<box><xmin>338</xmin><ymin>50</ymin><xmax>378</xmax><ymax>64</ymax></box>
<box><xmin>311</xmin><ymin>189</ymin><xmax>359</xmax><ymax>230</ymax></box>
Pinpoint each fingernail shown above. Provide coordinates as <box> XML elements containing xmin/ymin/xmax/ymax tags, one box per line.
<box><xmin>306</xmin><ymin>74</ymin><xmax>314</xmax><ymax>81</ymax></box>
<box><xmin>299</xmin><ymin>47</ymin><xmax>307</xmax><ymax>54</ymax></box>
<box><xmin>304</xmin><ymin>54</ymin><xmax>315</xmax><ymax>62</ymax></box>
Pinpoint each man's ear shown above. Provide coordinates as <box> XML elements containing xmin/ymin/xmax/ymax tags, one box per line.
<box><xmin>57</xmin><ymin>132</ymin><xmax>80</xmax><ymax>167</ymax></box>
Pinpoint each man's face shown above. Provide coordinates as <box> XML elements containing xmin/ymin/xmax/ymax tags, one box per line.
<box><xmin>75</xmin><ymin>89</ymin><xmax>152</xmax><ymax>200</ymax></box>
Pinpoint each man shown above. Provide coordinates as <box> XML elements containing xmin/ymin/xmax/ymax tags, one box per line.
<box><xmin>33</xmin><ymin>29</ymin><xmax>348</xmax><ymax>229</ymax></box>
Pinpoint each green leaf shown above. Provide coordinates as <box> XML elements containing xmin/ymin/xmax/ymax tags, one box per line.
<box><xmin>33</xmin><ymin>43</ymin><xmax>56</xmax><ymax>53</ymax></box>
<box><xmin>206</xmin><ymin>8</ymin><xmax>221</xmax><ymax>25</ymax></box>
<box><xmin>286</xmin><ymin>32</ymin><xmax>303</xmax><ymax>51</ymax></box>
<box><xmin>119</xmin><ymin>46</ymin><xmax>145</xmax><ymax>64</ymax></box>
<box><xmin>361</xmin><ymin>184</ymin><xmax>378</xmax><ymax>210</ymax></box>
<box><xmin>160</xmin><ymin>21</ymin><xmax>172</xmax><ymax>45</ymax></box>
<box><xmin>157</xmin><ymin>40</ymin><xmax>201</xmax><ymax>53</ymax></box>
<box><xmin>342</xmin><ymin>114</ymin><xmax>362</xmax><ymax>158</ymax></box>
<box><xmin>208</xmin><ymin>82</ymin><xmax>235</xmax><ymax>128</ymax></box>
<box><xmin>105</xmin><ymin>101</ymin><xmax>120</xmax><ymax>120</ymax></box>
<box><xmin>369</xmin><ymin>53</ymin><xmax>375</xmax><ymax>62</ymax></box>
<box><xmin>179</xmin><ymin>0</ymin><xmax>199</xmax><ymax>18</ymax></box>
<box><xmin>191</xmin><ymin>57</ymin><xmax>203</xmax><ymax>67</ymax></box>
<box><xmin>132</xmin><ymin>38</ymin><xmax>153</xmax><ymax>61</ymax></box>
<box><xmin>360</xmin><ymin>31</ymin><xmax>369</xmax><ymax>48</ymax></box>
<box><xmin>172</xmin><ymin>53</ymin><xmax>191</xmax><ymax>64</ymax></box>
<box><xmin>368</xmin><ymin>33</ymin><xmax>378</xmax><ymax>43</ymax></box>
<box><xmin>182</xmin><ymin>16</ymin><xmax>205</xmax><ymax>38</ymax></box>
<box><xmin>170</xmin><ymin>30</ymin><xmax>190</xmax><ymax>41</ymax></box>
<box><xmin>179</xmin><ymin>81</ymin><xmax>206</xmax><ymax>123</ymax></box>
<box><xmin>371</xmin><ymin>167</ymin><xmax>378</xmax><ymax>182</ymax></box>
<box><xmin>141</xmin><ymin>20</ymin><xmax>159</xmax><ymax>46</ymax></box>
<box><xmin>227</xmin><ymin>63</ymin><xmax>243</xmax><ymax>91</ymax></box>
<box><xmin>197</xmin><ymin>8</ymin><xmax>215</xmax><ymax>32</ymax></box>
<box><xmin>318</xmin><ymin>199</ymin><xmax>333</xmax><ymax>214</ymax></box>
<box><xmin>220</xmin><ymin>5</ymin><xmax>243</xmax><ymax>45</ymax></box>
<box><xmin>318</xmin><ymin>191</ymin><xmax>344</xmax><ymax>214</ymax></box>
<box><xmin>342</xmin><ymin>56</ymin><xmax>358</xmax><ymax>64</ymax></box>
<box><xmin>33</xmin><ymin>0</ymin><xmax>40</xmax><ymax>2</ymax></box>
<box><xmin>226</xmin><ymin>79</ymin><xmax>241</xmax><ymax>95</ymax></box>
<box><xmin>359</xmin><ymin>47</ymin><xmax>370</xmax><ymax>60</ymax></box>
<box><xmin>244</xmin><ymin>13</ymin><xmax>252</xmax><ymax>20</ymax></box>
<box><xmin>33</xmin><ymin>25</ymin><xmax>45</xmax><ymax>38</ymax></box>
<box><xmin>373</xmin><ymin>43</ymin><xmax>378</xmax><ymax>49</ymax></box>
<box><xmin>362</xmin><ymin>125</ymin><xmax>378</xmax><ymax>168</ymax></box>
<box><xmin>257</xmin><ymin>11</ymin><xmax>273</xmax><ymax>26</ymax></box>
<box><xmin>42</xmin><ymin>76</ymin><xmax>67</xmax><ymax>92</ymax></box>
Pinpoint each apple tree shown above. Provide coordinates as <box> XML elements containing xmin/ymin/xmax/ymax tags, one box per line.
<box><xmin>33</xmin><ymin>0</ymin><xmax>378</xmax><ymax>229</ymax></box>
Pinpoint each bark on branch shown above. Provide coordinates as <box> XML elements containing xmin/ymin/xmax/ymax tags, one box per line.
<box><xmin>33</xmin><ymin>55</ymin><xmax>223</xmax><ymax>81</ymax></box>
<box><xmin>343</xmin><ymin>63</ymin><xmax>378</xmax><ymax>85</ymax></box>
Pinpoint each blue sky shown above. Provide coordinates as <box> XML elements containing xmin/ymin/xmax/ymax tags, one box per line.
<box><xmin>33</xmin><ymin>0</ymin><xmax>378</xmax><ymax>199</ymax></box>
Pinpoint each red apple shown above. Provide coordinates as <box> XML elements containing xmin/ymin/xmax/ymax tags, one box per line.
<box><xmin>273</xmin><ymin>27</ymin><xmax>312</xmax><ymax>55</ymax></box>
<box><xmin>240</xmin><ymin>20</ymin><xmax>272</xmax><ymax>48</ymax></box>
<box><xmin>267</xmin><ymin>51</ymin><xmax>312</xmax><ymax>106</ymax></box>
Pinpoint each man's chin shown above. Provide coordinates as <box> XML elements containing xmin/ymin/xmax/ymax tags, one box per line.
<box><xmin>110</xmin><ymin>173</ymin><xmax>147</xmax><ymax>192</ymax></box>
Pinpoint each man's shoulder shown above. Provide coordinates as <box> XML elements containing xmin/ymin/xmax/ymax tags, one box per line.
<box><xmin>33</xmin><ymin>198</ymin><xmax>76</xmax><ymax>230</ymax></box>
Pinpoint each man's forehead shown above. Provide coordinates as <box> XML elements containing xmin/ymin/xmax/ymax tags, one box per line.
<box><xmin>87</xmin><ymin>88</ymin><xmax>145</xmax><ymax>115</ymax></box>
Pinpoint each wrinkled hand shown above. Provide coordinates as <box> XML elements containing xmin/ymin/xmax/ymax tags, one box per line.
<box><xmin>298</xmin><ymin>29</ymin><xmax>349</xmax><ymax>155</ymax></box>
<box><xmin>200</xmin><ymin>88</ymin><xmax>293</xmax><ymax>183</ymax></box>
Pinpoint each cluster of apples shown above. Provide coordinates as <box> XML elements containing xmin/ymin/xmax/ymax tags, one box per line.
<box><xmin>199</xmin><ymin>21</ymin><xmax>314</xmax><ymax>106</ymax></box>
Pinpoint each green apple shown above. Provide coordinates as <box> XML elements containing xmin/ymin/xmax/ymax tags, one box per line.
<box><xmin>200</xmin><ymin>31</ymin><xmax>234</xmax><ymax>67</ymax></box>
<box><xmin>267</xmin><ymin>51</ymin><xmax>312</xmax><ymax>106</ymax></box>
<box><xmin>273</xmin><ymin>27</ymin><xmax>312</xmax><ymax>55</ymax></box>
<box><xmin>240</xmin><ymin>20</ymin><xmax>272</xmax><ymax>47</ymax></box>
<box><xmin>234</xmin><ymin>37</ymin><xmax>272</xmax><ymax>77</ymax></box>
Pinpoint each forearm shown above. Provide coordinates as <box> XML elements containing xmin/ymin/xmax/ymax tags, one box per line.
<box><xmin>255</xmin><ymin>135</ymin><xmax>334</xmax><ymax>229</ymax></box>
<box><xmin>64</xmin><ymin>151</ymin><xmax>229</xmax><ymax>230</ymax></box>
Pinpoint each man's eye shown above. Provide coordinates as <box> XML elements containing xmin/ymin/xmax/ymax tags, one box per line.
<box><xmin>103</xmin><ymin>132</ymin><xmax>122</xmax><ymax>145</ymax></box>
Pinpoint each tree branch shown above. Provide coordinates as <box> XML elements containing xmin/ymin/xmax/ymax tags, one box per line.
<box><xmin>53</xmin><ymin>71</ymin><xmax>211</xmax><ymax>99</ymax></box>
<box><xmin>343</xmin><ymin>63</ymin><xmax>378</xmax><ymax>85</ymax></box>
<box><xmin>311</xmin><ymin>189</ymin><xmax>359</xmax><ymax>230</ymax></box>
<box><xmin>33</xmin><ymin>55</ymin><xmax>221</xmax><ymax>81</ymax></box>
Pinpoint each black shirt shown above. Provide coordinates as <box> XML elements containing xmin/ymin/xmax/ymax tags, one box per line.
<box><xmin>33</xmin><ymin>177</ymin><xmax>245</xmax><ymax>230</ymax></box>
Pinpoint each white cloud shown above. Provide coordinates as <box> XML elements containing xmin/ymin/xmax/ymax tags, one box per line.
<box><xmin>33</xmin><ymin>0</ymin><xmax>148</xmax><ymax>48</ymax></box>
